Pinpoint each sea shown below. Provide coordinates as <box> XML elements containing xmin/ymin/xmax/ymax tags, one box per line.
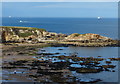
<box><xmin>1</xmin><ymin>17</ymin><xmax>119</xmax><ymax>82</ymax></box>
<box><xmin>2</xmin><ymin>17</ymin><xmax>118</xmax><ymax>39</ymax></box>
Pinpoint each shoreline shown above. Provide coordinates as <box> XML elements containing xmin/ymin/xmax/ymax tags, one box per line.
<box><xmin>1</xmin><ymin>26</ymin><xmax>119</xmax><ymax>47</ymax></box>
<box><xmin>2</xmin><ymin>43</ymin><xmax>119</xmax><ymax>83</ymax></box>
<box><xmin>1</xmin><ymin>40</ymin><xmax>119</xmax><ymax>47</ymax></box>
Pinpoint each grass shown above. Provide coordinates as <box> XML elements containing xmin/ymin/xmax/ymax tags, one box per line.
<box><xmin>0</xmin><ymin>26</ymin><xmax>46</xmax><ymax>31</ymax></box>
<box><xmin>18</xmin><ymin>32</ymin><xmax>34</xmax><ymax>37</ymax></box>
<box><xmin>73</xmin><ymin>33</ymin><xmax>80</xmax><ymax>37</ymax></box>
<box><xmin>71</xmin><ymin>33</ymin><xmax>87</xmax><ymax>37</ymax></box>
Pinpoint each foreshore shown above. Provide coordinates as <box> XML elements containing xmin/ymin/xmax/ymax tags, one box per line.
<box><xmin>47</xmin><ymin>40</ymin><xmax>119</xmax><ymax>47</ymax></box>
<box><xmin>1</xmin><ymin>39</ymin><xmax>119</xmax><ymax>48</ymax></box>
<box><xmin>1</xmin><ymin>43</ymin><xmax>120</xmax><ymax>83</ymax></box>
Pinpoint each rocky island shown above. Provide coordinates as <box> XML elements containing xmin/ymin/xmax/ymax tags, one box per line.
<box><xmin>0</xmin><ymin>26</ymin><xmax>119</xmax><ymax>47</ymax></box>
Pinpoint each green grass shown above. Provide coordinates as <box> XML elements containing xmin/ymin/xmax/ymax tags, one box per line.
<box><xmin>74</xmin><ymin>33</ymin><xmax>80</xmax><ymax>37</ymax></box>
<box><xmin>18</xmin><ymin>32</ymin><xmax>34</xmax><ymax>37</ymax></box>
<box><xmin>73</xmin><ymin>33</ymin><xmax>87</xmax><ymax>37</ymax></box>
<box><xmin>0</xmin><ymin>26</ymin><xmax>46</xmax><ymax>31</ymax></box>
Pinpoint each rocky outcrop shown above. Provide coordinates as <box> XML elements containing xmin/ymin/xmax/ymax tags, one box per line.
<box><xmin>1</xmin><ymin>26</ymin><xmax>45</xmax><ymax>43</ymax></box>
<box><xmin>65</xmin><ymin>33</ymin><xmax>111</xmax><ymax>42</ymax></box>
<box><xmin>0</xmin><ymin>26</ymin><xmax>67</xmax><ymax>43</ymax></box>
<box><xmin>0</xmin><ymin>26</ymin><xmax>117</xmax><ymax>46</ymax></box>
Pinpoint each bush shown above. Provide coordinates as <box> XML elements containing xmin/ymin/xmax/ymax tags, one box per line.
<box><xmin>18</xmin><ymin>32</ymin><xmax>33</xmax><ymax>37</ymax></box>
<box><xmin>73</xmin><ymin>33</ymin><xmax>80</xmax><ymax>37</ymax></box>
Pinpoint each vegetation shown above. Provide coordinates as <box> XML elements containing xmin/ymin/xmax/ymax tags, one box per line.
<box><xmin>18</xmin><ymin>32</ymin><xmax>34</xmax><ymax>37</ymax></box>
<box><xmin>72</xmin><ymin>33</ymin><xmax>80</xmax><ymax>37</ymax></box>
<box><xmin>72</xmin><ymin>33</ymin><xmax>87</xmax><ymax>37</ymax></box>
<box><xmin>0</xmin><ymin>26</ymin><xmax>46</xmax><ymax>31</ymax></box>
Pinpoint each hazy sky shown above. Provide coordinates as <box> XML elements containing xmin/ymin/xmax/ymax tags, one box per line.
<box><xmin>2</xmin><ymin>2</ymin><xmax>118</xmax><ymax>18</ymax></box>
<box><xmin>2</xmin><ymin>0</ymin><xmax>119</xmax><ymax>2</ymax></box>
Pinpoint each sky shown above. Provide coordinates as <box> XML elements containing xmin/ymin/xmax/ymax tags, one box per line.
<box><xmin>2</xmin><ymin>2</ymin><xmax>118</xmax><ymax>18</ymax></box>
<box><xmin>1</xmin><ymin>0</ymin><xmax>120</xmax><ymax>2</ymax></box>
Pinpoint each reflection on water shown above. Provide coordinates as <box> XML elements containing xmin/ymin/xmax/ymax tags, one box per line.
<box><xmin>3</xmin><ymin>47</ymin><xmax>119</xmax><ymax>82</ymax></box>
<box><xmin>39</xmin><ymin>47</ymin><xmax>118</xmax><ymax>58</ymax></box>
<box><xmin>38</xmin><ymin>47</ymin><xmax>118</xmax><ymax>82</ymax></box>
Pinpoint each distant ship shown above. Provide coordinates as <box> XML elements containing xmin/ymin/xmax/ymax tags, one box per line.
<box><xmin>19</xmin><ymin>20</ymin><xmax>23</xmax><ymax>22</ymax></box>
<box><xmin>97</xmin><ymin>17</ymin><xmax>101</xmax><ymax>20</ymax></box>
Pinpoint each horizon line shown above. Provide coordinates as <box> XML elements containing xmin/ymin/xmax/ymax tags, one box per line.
<box><xmin>1</xmin><ymin>16</ymin><xmax>118</xmax><ymax>18</ymax></box>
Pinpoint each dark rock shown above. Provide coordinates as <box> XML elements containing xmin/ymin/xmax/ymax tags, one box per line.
<box><xmin>108</xmin><ymin>58</ymin><xmax>120</xmax><ymax>61</ymax></box>
<box><xmin>112</xmin><ymin>70</ymin><xmax>115</xmax><ymax>72</ymax></box>
<box><xmin>105</xmin><ymin>61</ymin><xmax>112</xmax><ymax>64</ymax></box>
<box><xmin>55</xmin><ymin>52</ymin><xmax>60</xmax><ymax>54</ymax></box>
<box><xmin>58</xmin><ymin>49</ymin><xmax>63</xmax><ymax>50</ymax></box>
<box><xmin>37</xmin><ymin>69</ymin><xmax>63</xmax><ymax>75</ymax></box>
<box><xmin>102</xmin><ymin>65</ymin><xmax>116</xmax><ymax>68</ymax></box>
<box><xmin>76</xmin><ymin>68</ymin><xmax>101</xmax><ymax>73</ymax></box>
<box><xmin>7</xmin><ymin>54</ymin><xmax>11</xmax><ymax>55</ymax></box>
<box><xmin>9</xmin><ymin>60</ymin><xmax>28</xmax><ymax>66</ymax></box>
<box><xmin>18</xmin><ymin>52</ymin><xmax>26</xmax><ymax>55</ymax></box>
<box><xmin>49</xmin><ymin>62</ymin><xmax>69</xmax><ymax>70</ymax></box>
<box><xmin>37</xmin><ymin>52</ymin><xmax>61</xmax><ymax>55</ymax></box>
<box><xmin>37</xmin><ymin>53</ymin><xmax>55</xmax><ymax>55</ymax></box>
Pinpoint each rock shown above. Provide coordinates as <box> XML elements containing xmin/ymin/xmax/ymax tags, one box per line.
<box><xmin>18</xmin><ymin>52</ymin><xmax>26</xmax><ymax>55</ymax></box>
<box><xmin>105</xmin><ymin>61</ymin><xmax>112</xmax><ymax>64</ymax></box>
<box><xmin>65</xmin><ymin>33</ymin><xmax>111</xmax><ymax>42</ymax></box>
<box><xmin>102</xmin><ymin>65</ymin><xmax>116</xmax><ymax>68</ymax></box>
<box><xmin>27</xmin><ymin>48</ymin><xmax>36</xmax><ymax>50</ymax></box>
<box><xmin>1</xmin><ymin>26</ymin><xmax>46</xmax><ymax>43</ymax></box>
<box><xmin>98</xmin><ymin>56</ymin><xmax>102</xmax><ymax>57</ymax></box>
<box><xmin>37</xmin><ymin>68</ymin><xmax>63</xmax><ymax>75</ymax></box>
<box><xmin>37</xmin><ymin>52</ymin><xmax>61</xmax><ymax>56</ymax></box>
<box><xmin>49</xmin><ymin>61</ymin><xmax>69</xmax><ymax>70</ymax></box>
<box><xmin>42</xmin><ymin>31</ymin><xmax>49</xmax><ymax>36</ymax></box>
<box><xmin>108</xmin><ymin>58</ymin><xmax>120</xmax><ymax>61</ymax></box>
<box><xmin>7</xmin><ymin>54</ymin><xmax>11</xmax><ymax>55</ymax></box>
<box><xmin>58</xmin><ymin>49</ymin><xmax>63</xmax><ymax>50</ymax></box>
<box><xmin>1</xmin><ymin>26</ymin><xmax>118</xmax><ymax>47</ymax></box>
<box><xmin>9</xmin><ymin>60</ymin><xmax>27</xmax><ymax>66</ymax></box>
<box><xmin>55</xmin><ymin>52</ymin><xmax>60</xmax><ymax>54</ymax></box>
<box><xmin>112</xmin><ymin>70</ymin><xmax>115</xmax><ymax>72</ymax></box>
<box><xmin>76</xmin><ymin>68</ymin><xmax>101</xmax><ymax>73</ymax></box>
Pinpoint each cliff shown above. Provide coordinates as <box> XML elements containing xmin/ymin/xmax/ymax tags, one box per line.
<box><xmin>0</xmin><ymin>26</ymin><xmax>117</xmax><ymax>46</ymax></box>
<box><xmin>0</xmin><ymin>26</ymin><xmax>67</xmax><ymax>43</ymax></box>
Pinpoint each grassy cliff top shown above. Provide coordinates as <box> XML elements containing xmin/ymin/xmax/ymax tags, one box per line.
<box><xmin>0</xmin><ymin>26</ymin><xmax>46</xmax><ymax>31</ymax></box>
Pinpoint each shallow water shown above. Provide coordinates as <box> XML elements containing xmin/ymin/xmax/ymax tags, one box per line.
<box><xmin>38</xmin><ymin>47</ymin><xmax>119</xmax><ymax>82</ymax></box>
<box><xmin>2</xmin><ymin>47</ymin><xmax>119</xmax><ymax>82</ymax></box>
<box><xmin>38</xmin><ymin>47</ymin><xmax>118</xmax><ymax>58</ymax></box>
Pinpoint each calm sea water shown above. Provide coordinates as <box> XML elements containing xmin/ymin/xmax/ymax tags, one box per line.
<box><xmin>2</xmin><ymin>17</ymin><xmax>118</xmax><ymax>39</ymax></box>
<box><xmin>38</xmin><ymin>47</ymin><xmax>119</xmax><ymax>82</ymax></box>
<box><xmin>39</xmin><ymin>47</ymin><xmax>118</xmax><ymax>58</ymax></box>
